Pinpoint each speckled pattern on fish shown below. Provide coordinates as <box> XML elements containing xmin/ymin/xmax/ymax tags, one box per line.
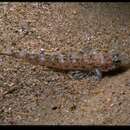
<box><xmin>0</xmin><ymin>48</ymin><xmax>124</xmax><ymax>80</ymax></box>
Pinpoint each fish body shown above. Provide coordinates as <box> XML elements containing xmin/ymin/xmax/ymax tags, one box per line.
<box><xmin>0</xmin><ymin>48</ymin><xmax>123</xmax><ymax>79</ymax></box>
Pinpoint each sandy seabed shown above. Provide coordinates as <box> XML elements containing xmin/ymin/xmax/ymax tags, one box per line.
<box><xmin>0</xmin><ymin>2</ymin><xmax>130</xmax><ymax>125</ymax></box>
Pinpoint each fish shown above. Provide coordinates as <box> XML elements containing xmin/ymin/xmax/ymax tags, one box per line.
<box><xmin>0</xmin><ymin>48</ymin><xmax>127</xmax><ymax>80</ymax></box>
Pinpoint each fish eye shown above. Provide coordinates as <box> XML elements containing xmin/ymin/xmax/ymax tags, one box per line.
<box><xmin>112</xmin><ymin>53</ymin><xmax>121</xmax><ymax>65</ymax></box>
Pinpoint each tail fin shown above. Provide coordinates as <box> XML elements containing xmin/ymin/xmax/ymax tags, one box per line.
<box><xmin>0</xmin><ymin>48</ymin><xmax>14</xmax><ymax>56</ymax></box>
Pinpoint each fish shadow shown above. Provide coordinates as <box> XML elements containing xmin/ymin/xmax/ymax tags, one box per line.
<box><xmin>103</xmin><ymin>67</ymin><xmax>129</xmax><ymax>78</ymax></box>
